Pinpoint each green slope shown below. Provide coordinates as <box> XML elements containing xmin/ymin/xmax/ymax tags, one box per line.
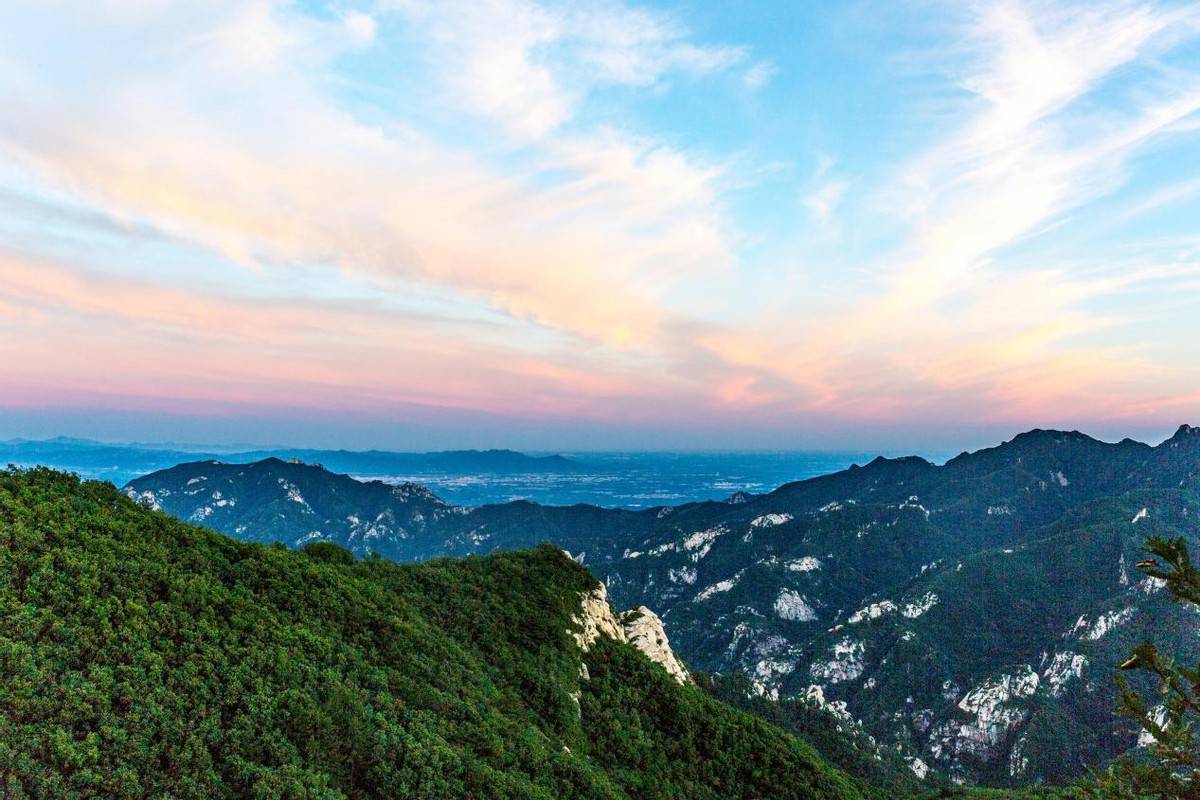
<box><xmin>0</xmin><ymin>467</ymin><xmax>871</xmax><ymax>800</ymax></box>
<box><xmin>122</xmin><ymin>425</ymin><xmax>1200</xmax><ymax>785</ymax></box>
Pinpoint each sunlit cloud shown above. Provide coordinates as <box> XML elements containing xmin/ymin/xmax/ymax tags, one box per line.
<box><xmin>388</xmin><ymin>0</ymin><xmax>746</xmax><ymax>139</ymax></box>
<box><xmin>698</xmin><ymin>0</ymin><xmax>1200</xmax><ymax>430</ymax></box>
<box><xmin>0</xmin><ymin>0</ymin><xmax>1198</xmax><ymax>448</ymax></box>
<box><xmin>1</xmin><ymin>1</ymin><xmax>740</xmax><ymax>350</ymax></box>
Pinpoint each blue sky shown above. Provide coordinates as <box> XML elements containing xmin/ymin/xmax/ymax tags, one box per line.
<box><xmin>0</xmin><ymin>0</ymin><xmax>1198</xmax><ymax>451</ymax></box>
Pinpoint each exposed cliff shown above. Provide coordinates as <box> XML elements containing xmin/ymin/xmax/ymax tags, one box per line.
<box><xmin>573</xmin><ymin>582</ymin><xmax>690</xmax><ymax>684</ymax></box>
<box><xmin>621</xmin><ymin>606</ymin><xmax>691</xmax><ymax>684</ymax></box>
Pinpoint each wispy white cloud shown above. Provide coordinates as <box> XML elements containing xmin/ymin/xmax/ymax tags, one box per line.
<box><xmin>742</xmin><ymin>60</ymin><xmax>777</xmax><ymax>92</ymax></box>
<box><xmin>800</xmin><ymin>153</ymin><xmax>848</xmax><ymax>222</ymax></box>
<box><xmin>0</xmin><ymin>0</ymin><xmax>745</xmax><ymax>351</ymax></box>
<box><xmin>702</xmin><ymin>0</ymin><xmax>1200</xmax><ymax>426</ymax></box>
<box><xmin>1</xmin><ymin>0</ymin><xmax>1198</xmax><ymax>442</ymax></box>
<box><xmin>803</xmin><ymin>179</ymin><xmax>847</xmax><ymax>222</ymax></box>
<box><xmin>389</xmin><ymin>0</ymin><xmax>746</xmax><ymax>139</ymax></box>
<box><xmin>1116</xmin><ymin>175</ymin><xmax>1200</xmax><ymax>222</ymax></box>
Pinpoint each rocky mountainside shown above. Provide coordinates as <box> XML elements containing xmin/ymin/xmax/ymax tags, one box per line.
<box><xmin>125</xmin><ymin>425</ymin><xmax>1200</xmax><ymax>787</ymax></box>
<box><xmin>571</xmin><ymin>582</ymin><xmax>691</xmax><ymax>685</ymax></box>
<box><xmin>125</xmin><ymin>456</ymin><xmax>464</xmax><ymax>553</ymax></box>
<box><xmin>0</xmin><ymin>467</ymin><xmax>880</xmax><ymax>800</ymax></box>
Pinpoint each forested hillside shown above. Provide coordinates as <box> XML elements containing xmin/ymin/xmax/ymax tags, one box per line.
<box><xmin>0</xmin><ymin>467</ymin><xmax>877</xmax><ymax>800</ymax></box>
<box><xmin>126</xmin><ymin>425</ymin><xmax>1200</xmax><ymax>785</ymax></box>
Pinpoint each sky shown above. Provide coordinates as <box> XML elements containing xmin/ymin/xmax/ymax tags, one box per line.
<box><xmin>1</xmin><ymin>0</ymin><xmax>1199</xmax><ymax>452</ymax></box>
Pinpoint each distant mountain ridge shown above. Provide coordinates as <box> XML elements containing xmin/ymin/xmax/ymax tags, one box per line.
<box><xmin>0</xmin><ymin>437</ymin><xmax>586</xmax><ymax>485</ymax></box>
<box><xmin>125</xmin><ymin>425</ymin><xmax>1200</xmax><ymax>787</ymax></box>
<box><xmin>228</xmin><ymin>447</ymin><xmax>586</xmax><ymax>475</ymax></box>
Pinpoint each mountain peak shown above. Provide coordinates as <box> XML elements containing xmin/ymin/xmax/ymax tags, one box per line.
<box><xmin>1007</xmin><ymin>428</ymin><xmax>1093</xmax><ymax>445</ymax></box>
<box><xmin>1171</xmin><ymin>423</ymin><xmax>1199</xmax><ymax>439</ymax></box>
<box><xmin>250</xmin><ymin>456</ymin><xmax>337</xmax><ymax>475</ymax></box>
<box><xmin>860</xmin><ymin>454</ymin><xmax>934</xmax><ymax>473</ymax></box>
<box><xmin>1160</xmin><ymin>423</ymin><xmax>1200</xmax><ymax>450</ymax></box>
<box><xmin>124</xmin><ymin>457</ymin><xmax>455</xmax><ymax>556</ymax></box>
<box><xmin>868</xmin><ymin>454</ymin><xmax>932</xmax><ymax>466</ymax></box>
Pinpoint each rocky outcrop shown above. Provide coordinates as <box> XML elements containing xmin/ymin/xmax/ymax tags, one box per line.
<box><xmin>809</xmin><ymin>637</ymin><xmax>866</xmax><ymax>684</ymax></box>
<box><xmin>620</xmin><ymin>607</ymin><xmax>690</xmax><ymax>684</ymax></box>
<box><xmin>928</xmin><ymin>666</ymin><xmax>1039</xmax><ymax>764</ymax></box>
<box><xmin>571</xmin><ymin>583</ymin><xmax>626</xmax><ymax>650</ymax></box>
<box><xmin>572</xmin><ymin>582</ymin><xmax>690</xmax><ymax>684</ymax></box>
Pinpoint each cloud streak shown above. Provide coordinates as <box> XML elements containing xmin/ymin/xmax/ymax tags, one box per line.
<box><xmin>1</xmin><ymin>1</ymin><xmax>743</xmax><ymax>351</ymax></box>
<box><xmin>390</xmin><ymin>0</ymin><xmax>746</xmax><ymax>139</ymax></box>
<box><xmin>700</xmin><ymin>0</ymin><xmax>1200</xmax><ymax>427</ymax></box>
<box><xmin>0</xmin><ymin>0</ymin><xmax>1198</xmax><ymax>447</ymax></box>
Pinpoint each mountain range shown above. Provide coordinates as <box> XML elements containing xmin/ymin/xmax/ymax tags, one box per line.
<box><xmin>0</xmin><ymin>437</ymin><xmax>585</xmax><ymax>486</ymax></box>
<box><xmin>1</xmin><ymin>466</ymin><xmax>898</xmax><ymax>799</ymax></box>
<box><xmin>123</xmin><ymin>425</ymin><xmax>1200</xmax><ymax>787</ymax></box>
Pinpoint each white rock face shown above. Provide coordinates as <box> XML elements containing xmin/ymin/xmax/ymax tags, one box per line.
<box><xmin>570</xmin><ymin>582</ymin><xmax>689</xmax><ymax>685</ymax></box>
<box><xmin>668</xmin><ymin>566</ymin><xmax>697</xmax><ymax>585</ymax></box>
<box><xmin>933</xmin><ymin>667</ymin><xmax>1039</xmax><ymax>760</ymax></box>
<box><xmin>845</xmin><ymin>591</ymin><xmax>935</xmax><ymax>626</ymax></box>
<box><xmin>1139</xmin><ymin>576</ymin><xmax>1168</xmax><ymax>595</ymax></box>
<box><xmin>786</xmin><ymin>556</ymin><xmax>822</xmax><ymax>572</ymax></box>
<box><xmin>681</xmin><ymin>526</ymin><xmax>725</xmax><ymax>560</ymax></box>
<box><xmin>849</xmin><ymin>591</ymin><xmax>939</xmax><ymax>623</ymax></box>
<box><xmin>125</xmin><ymin>488</ymin><xmax>162</xmax><ymax>511</ymax></box>
<box><xmin>750</xmin><ymin>513</ymin><xmax>793</xmax><ymax>528</ymax></box>
<box><xmin>848</xmin><ymin>600</ymin><xmax>896</xmax><ymax>624</ymax></box>
<box><xmin>1080</xmin><ymin>607</ymin><xmax>1134</xmax><ymax>641</ymax></box>
<box><xmin>1042</xmin><ymin>652</ymin><xmax>1088</xmax><ymax>697</ymax></box>
<box><xmin>902</xmin><ymin>592</ymin><xmax>939</xmax><ymax>619</ymax></box>
<box><xmin>774</xmin><ymin>589</ymin><xmax>818</xmax><ymax>621</ymax></box>
<box><xmin>694</xmin><ymin>570</ymin><xmax>743</xmax><ymax>601</ymax></box>
<box><xmin>277</xmin><ymin>478</ymin><xmax>314</xmax><ymax>513</ymax></box>
<box><xmin>751</xmin><ymin>656</ymin><xmax>797</xmax><ymax>693</ymax></box>
<box><xmin>571</xmin><ymin>583</ymin><xmax>626</xmax><ymax>650</ymax></box>
<box><xmin>738</xmin><ymin>634</ymin><xmax>796</xmax><ymax>696</ymax></box>
<box><xmin>803</xmin><ymin>684</ymin><xmax>851</xmax><ymax>721</ymax></box>
<box><xmin>810</xmin><ymin>637</ymin><xmax>865</xmax><ymax>684</ymax></box>
<box><xmin>907</xmin><ymin>756</ymin><xmax>930</xmax><ymax>779</ymax></box>
<box><xmin>620</xmin><ymin>607</ymin><xmax>690</xmax><ymax>684</ymax></box>
<box><xmin>958</xmin><ymin>667</ymin><xmax>1038</xmax><ymax>721</ymax></box>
